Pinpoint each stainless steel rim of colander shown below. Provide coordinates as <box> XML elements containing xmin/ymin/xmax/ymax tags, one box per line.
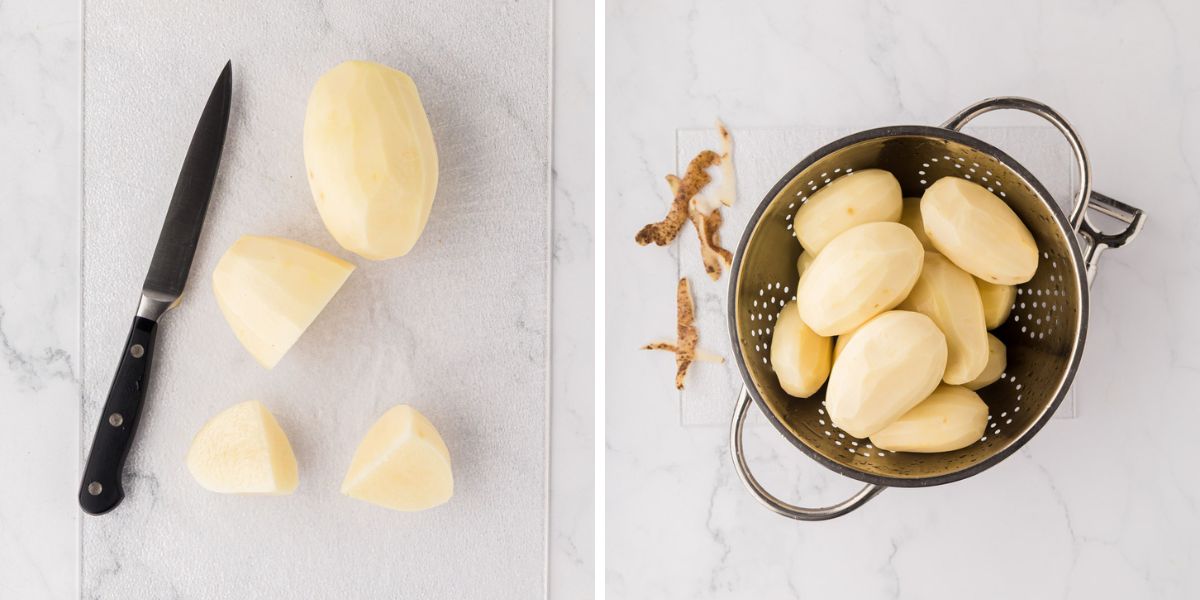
<box><xmin>727</xmin><ymin>99</ymin><xmax>1145</xmax><ymax>517</ymax></box>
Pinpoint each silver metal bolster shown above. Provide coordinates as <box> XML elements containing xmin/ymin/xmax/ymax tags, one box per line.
<box><xmin>942</xmin><ymin>96</ymin><xmax>1094</xmax><ymax>234</ymax></box>
<box><xmin>135</xmin><ymin>291</ymin><xmax>179</xmax><ymax>321</ymax></box>
<box><xmin>1079</xmin><ymin>191</ymin><xmax>1146</xmax><ymax>286</ymax></box>
<box><xmin>730</xmin><ymin>387</ymin><xmax>885</xmax><ymax>521</ymax></box>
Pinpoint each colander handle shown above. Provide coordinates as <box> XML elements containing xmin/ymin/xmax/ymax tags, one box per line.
<box><xmin>942</xmin><ymin>97</ymin><xmax>1095</xmax><ymax>235</ymax></box>
<box><xmin>730</xmin><ymin>387</ymin><xmax>885</xmax><ymax>521</ymax></box>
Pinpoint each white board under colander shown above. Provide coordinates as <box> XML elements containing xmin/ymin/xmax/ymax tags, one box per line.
<box><xmin>80</xmin><ymin>2</ymin><xmax>549</xmax><ymax>597</ymax></box>
<box><xmin>677</xmin><ymin>126</ymin><xmax>1077</xmax><ymax>426</ymax></box>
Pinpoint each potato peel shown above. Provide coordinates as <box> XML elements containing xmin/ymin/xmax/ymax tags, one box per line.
<box><xmin>635</xmin><ymin>150</ymin><xmax>720</xmax><ymax>246</ymax></box>
<box><xmin>714</xmin><ymin>120</ymin><xmax>736</xmax><ymax>207</ymax></box>
<box><xmin>668</xmin><ymin>172</ymin><xmax>732</xmax><ymax>282</ymax></box>
<box><xmin>642</xmin><ymin>278</ymin><xmax>723</xmax><ymax>389</ymax></box>
<box><xmin>689</xmin><ymin>198</ymin><xmax>732</xmax><ymax>280</ymax></box>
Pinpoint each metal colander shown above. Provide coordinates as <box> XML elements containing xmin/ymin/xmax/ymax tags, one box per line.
<box><xmin>728</xmin><ymin>97</ymin><xmax>1145</xmax><ymax>520</ymax></box>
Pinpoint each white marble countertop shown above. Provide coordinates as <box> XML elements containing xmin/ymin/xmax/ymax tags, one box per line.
<box><xmin>607</xmin><ymin>1</ymin><xmax>1200</xmax><ymax>598</ymax></box>
<box><xmin>0</xmin><ymin>0</ymin><xmax>592</xmax><ymax>597</ymax></box>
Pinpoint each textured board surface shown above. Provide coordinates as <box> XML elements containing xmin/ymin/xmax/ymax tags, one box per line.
<box><xmin>81</xmin><ymin>2</ymin><xmax>549</xmax><ymax>597</ymax></box>
<box><xmin>677</xmin><ymin>126</ymin><xmax>1075</xmax><ymax>426</ymax></box>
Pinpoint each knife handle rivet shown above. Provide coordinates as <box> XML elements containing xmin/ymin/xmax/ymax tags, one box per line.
<box><xmin>130</xmin><ymin>344</ymin><xmax>145</xmax><ymax>358</ymax></box>
<box><xmin>87</xmin><ymin>482</ymin><xmax>103</xmax><ymax>496</ymax></box>
<box><xmin>109</xmin><ymin>413</ymin><xmax>124</xmax><ymax>427</ymax></box>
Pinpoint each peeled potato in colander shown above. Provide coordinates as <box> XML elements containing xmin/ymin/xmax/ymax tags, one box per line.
<box><xmin>792</xmin><ymin>168</ymin><xmax>902</xmax><ymax>254</ymax></box>
<box><xmin>898</xmin><ymin>251</ymin><xmax>990</xmax><ymax>385</ymax></box>
<box><xmin>796</xmin><ymin>222</ymin><xmax>923</xmax><ymax>336</ymax></box>
<box><xmin>922</xmin><ymin>176</ymin><xmax>1040</xmax><ymax>285</ymax></box>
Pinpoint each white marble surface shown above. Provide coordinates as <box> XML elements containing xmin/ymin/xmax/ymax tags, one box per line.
<box><xmin>0</xmin><ymin>0</ymin><xmax>593</xmax><ymax>597</ymax></box>
<box><xmin>607</xmin><ymin>1</ymin><xmax>1200</xmax><ymax>598</ymax></box>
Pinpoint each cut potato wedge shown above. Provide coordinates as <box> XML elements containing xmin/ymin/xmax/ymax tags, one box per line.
<box><xmin>899</xmin><ymin>252</ymin><xmax>989</xmax><ymax>385</ymax></box>
<box><xmin>871</xmin><ymin>385</ymin><xmax>988</xmax><ymax>453</ymax></box>
<box><xmin>213</xmin><ymin>236</ymin><xmax>355</xmax><ymax>369</ymax></box>
<box><xmin>342</xmin><ymin>405</ymin><xmax>454</xmax><ymax>512</ymax></box>
<box><xmin>977</xmin><ymin>279</ymin><xmax>1017</xmax><ymax>330</ymax></box>
<box><xmin>921</xmin><ymin>176</ymin><xmax>1038</xmax><ymax>284</ymax></box>
<box><xmin>898</xmin><ymin>196</ymin><xmax>934</xmax><ymax>249</ymax></box>
<box><xmin>305</xmin><ymin>61</ymin><xmax>439</xmax><ymax>260</ymax></box>
<box><xmin>797</xmin><ymin>222</ymin><xmax>924</xmax><ymax>336</ymax></box>
<box><xmin>825</xmin><ymin>311</ymin><xmax>948</xmax><ymax>438</ymax></box>
<box><xmin>186</xmin><ymin>400</ymin><xmax>298</xmax><ymax>495</ymax></box>
<box><xmin>770</xmin><ymin>301</ymin><xmax>832</xmax><ymax>398</ymax></box>
<box><xmin>965</xmin><ymin>334</ymin><xmax>1007</xmax><ymax>390</ymax></box>
<box><xmin>792</xmin><ymin>169</ymin><xmax>902</xmax><ymax>255</ymax></box>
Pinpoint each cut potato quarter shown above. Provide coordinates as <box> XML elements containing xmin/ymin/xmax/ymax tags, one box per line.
<box><xmin>825</xmin><ymin>311</ymin><xmax>948</xmax><ymax>438</ymax></box>
<box><xmin>977</xmin><ymin>279</ymin><xmax>1017</xmax><ymax>330</ymax></box>
<box><xmin>213</xmin><ymin>236</ymin><xmax>355</xmax><ymax>369</ymax></box>
<box><xmin>921</xmin><ymin>176</ymin><xmax>1038</xmax><ymax>284</ymax></box>
<box><xmin>770</xmin><ymin>301</ymin><xmax>832</xmax><ymax>398</ymax></box>
<box><xmin>899</xmin><ymin>252</ymin><xmax>989</xmax><ymax>385</ymax></box>
<box><xmin>186</xmin><ymin>400</ymin><xmax>298</xmax><ymax>495</ymax></box>
<box><xmin>342</xmin><ymin>405</ymin><xmax>454</xmax><ymax>512</ymax></box>
<box><xmin>797</xmin><ymin>222</ymin><xmax>924</xmax><ymax>336</ymax></box>
<box><xmin>965</xmin><ymin>334</ymin><xmax>1007</xmax><ymax>390</ymax></box>
<box><xmin>305</xmin><ymin>61</ymin><xmax>439</xmax><ymax>260</ymax></box>
<box><xmin>792</xmin><ymin>169</ymin><xmax>902</xmax><ymax>255</ymax></box>
<box><xmin>870</xmin><ymin>385</ymin><xmax>988</xmax><ymax>453</ymax></box>
<box><xmin>898</xmin><ymin>196</ymin><xmax>934</xmax><ymax>249</ymax></box>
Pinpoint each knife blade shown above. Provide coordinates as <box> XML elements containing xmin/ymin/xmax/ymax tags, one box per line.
<box><xmin>79</xmin><ymin>61</ymin><xmax>233</xmax><ymax>516</ymax></box>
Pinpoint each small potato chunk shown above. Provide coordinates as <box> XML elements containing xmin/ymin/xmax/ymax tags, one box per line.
<box><xmin>870</xmin><ymin>385</ymin><xmax>988</xmax><ymax>453</ymax></box>
<box><xmin>977</xmin><ymin>279</ymin><xmax>1017</xmax><ymax>330</ymax></box>
<box><xmin>342</xmin><ymin>405</ymin><xmax>454</xmax><ymax>512</ymax></box>
<box><xmin>770</xmin><ymin>301</ymin><xmax>832</xmax><ymax>398</ymax></box>
<box><xmin>797</xmin><ymin>222</ymin><xmax>924</xmax><ymax>336</ymax></box>
<box><xmin>825</xmin><ymin>311</ymin><xmax>948</xmax><ymax>438</ymax></box>
<box><xmin>921</xmin><ymin>176</ymin><xmax>1038</xmax><ymax>284</ymax></box>
<box><xmin>899</xmin><ymin>252</ymin><xmax>989</xmax><ymax>385</ymax></box>
<box><xmin>965</xmin><ymin>334</ymin><xmax>1007</xmax><ymax>390</ymax></box>
<box><xmin>898</xmin><ymin>196</ymin><xmax>934</xmax><ymax>249</ymax></box>
<box><xmin>792</xmin><ymin>169</ymin><xmax>902</xmax><ymax>255</ymax></box>
<box><xmin>213</xmin><ymin>236</ymin><xmax>355</xmax><ymax>369</ymax></box>
<box><xmin>186</xmin><ymin>401</ymin><xmax>299</xmax><ymax>495</ymax></box>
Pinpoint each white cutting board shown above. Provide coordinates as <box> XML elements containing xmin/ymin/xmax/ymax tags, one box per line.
<box><xmin>677</xmin><ymin>126</ymin><xmax>1076</xmax><ymax>426</ymax></box>
<box><xmin>80</xmin><ymin>2</ymin><xmax>549</xmax><ymax>598</ymax></box>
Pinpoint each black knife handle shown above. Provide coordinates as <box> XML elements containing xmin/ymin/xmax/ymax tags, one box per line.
<box><xmin>79</xmin><ymin>316</ymin><xmax>158</xmax><ymax>515</ymax></box>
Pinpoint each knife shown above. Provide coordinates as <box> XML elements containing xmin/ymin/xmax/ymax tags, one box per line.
<box><xmin>79</xmin><ymin>61</ymin><xmax>233</xmax><ymax>515</ymax></box>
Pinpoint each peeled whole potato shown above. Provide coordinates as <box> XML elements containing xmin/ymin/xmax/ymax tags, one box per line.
<box><xmin>870</xmin><ymin>385</ymin><xmax>988</xmax><ymax>453</ymax></box>
<box><xmin>796</xmin><ymin>252</ymin><xmax>815</xmax><ymax>278</ymax></box>
<box><xmin>977</xmin><ymin>279</ymin><xmax>1017</xmax><ymax>330</ymax></box>
<box><xmin>898</xmin><ymin>196</ymin><xmax>934</xmax><ymax>249</ymax></box>
<box><xmin>770</xmin><ymin>301</ymin><xmax>832</xmax><ymax>398</ymax></box>
<box><xmin>921</xmin><ymin>176</ymin><xmax>1038</xmax><ymax>284</ymax></box>
<box><xmin>792</xmin><ymin>169</ymin><xmax>902</xmax><ymax>255</ymax></box>
<box><xmin>832</xmin><ymin>326</ymin><xmax>858</xmax><ymax>363</ymax></box>
<box><xmin>305</xmin><ymin>61</ymin><xmax>439</xmax><ymax>260</ymax></box>
<box><xmin>899</xmin><ymin>252</ymin><xmax>989</xmax><ymax>385</ymax></box>
<box><xmin>965</xmin><ymin>334</ymin><xmax>1007</xmax><ymax>390</ymax></box>
<box><xmin>797</xmin><ymin>222</ymin><xmax>924</xmax><ymax>336</ymax></box>
<box><xmin>186</xmin><ymin>400</ymin><xmax>298</xmax><ymax>495</ymax></box>
<box><xmin>825</xmin><ymin>311</ymin><xmax>948</xmax><ymax>438</ymax></box>
<box><xmin>342</xmin><ymin>405</ymin><xmax>454</xmax><ymax>512</ymax></box>
<box><xmin>213</xmin><ymin>235</ymin><xmax>355</xmax><ymax>369</ymax></box>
